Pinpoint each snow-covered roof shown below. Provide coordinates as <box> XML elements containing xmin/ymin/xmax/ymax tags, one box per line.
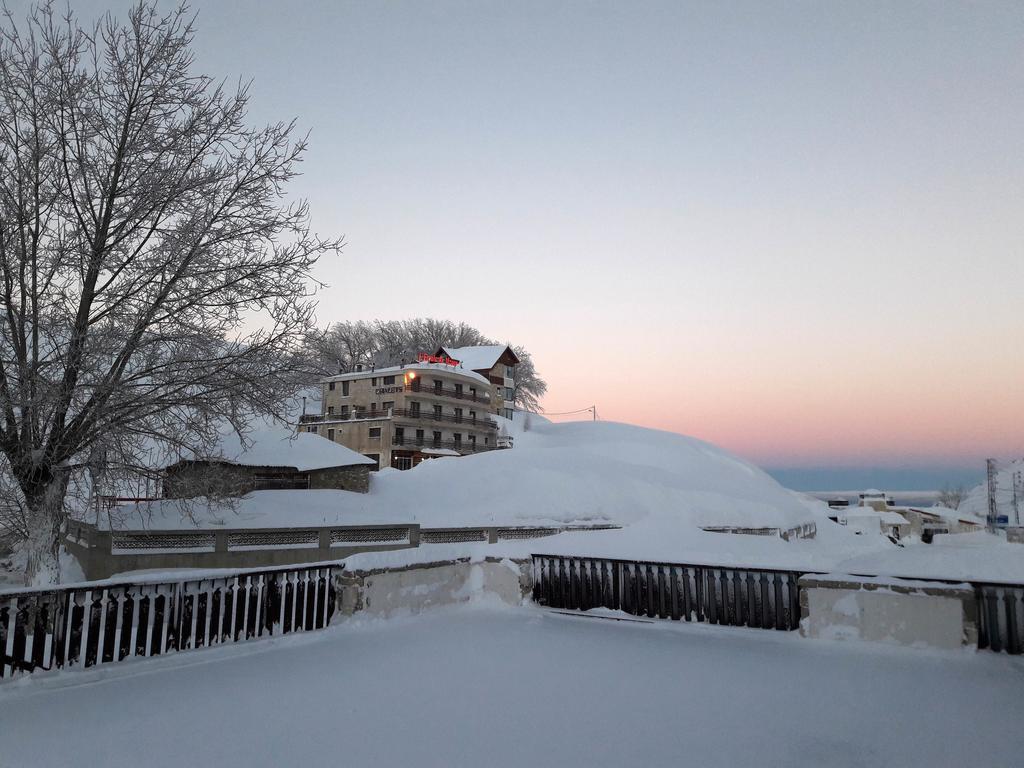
<box><xmin>441</xmin><ymin>345</ymin><xmax>517</xmax><ymax>373</ymax></box>
<box><xmin>197</xmin><ymin>422</ymin><xmax>375</xmax><ymax>470</ymax></box>
<box><xmin>322</xmin><ymin>362</ymin><xmax>490</xmax><ymax>387</ymax></box>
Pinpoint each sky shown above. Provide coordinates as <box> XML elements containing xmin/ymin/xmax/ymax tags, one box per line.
<box><xmin>22</xmin><ymin>1</ymin><xmax>1024</xmax><ymax>487</ymax></box>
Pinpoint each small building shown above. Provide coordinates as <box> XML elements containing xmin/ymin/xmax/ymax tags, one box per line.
<box><xmin>164</xmin><ymin>427</ymin><xmax>375</xmax><ymax>498</ymax></box>
<box><xmin>858</xmin><ymin>489</ymin><xmax>893</xmax><ymax>512</ymax></box>
<box><xmin>899</xmin><ymin>507</ymin><xmax>984</xmax><ymax>540</ymax></box>
<box><xmin>835</xmin><ymin>509</ymin><xmax>911</xmax><ymax>540</ymax></box>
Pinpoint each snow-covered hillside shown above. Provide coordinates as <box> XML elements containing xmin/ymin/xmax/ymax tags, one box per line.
<box><xmin>105</xmin><ymin>415</ymin><xmax>818</xmax><ymax>534</ymax></box>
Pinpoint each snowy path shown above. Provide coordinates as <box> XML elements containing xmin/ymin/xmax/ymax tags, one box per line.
<box><xmin>1</xmin><ymin>605</ymin><xmax>1022</xmax><ymax>768</ymax></box>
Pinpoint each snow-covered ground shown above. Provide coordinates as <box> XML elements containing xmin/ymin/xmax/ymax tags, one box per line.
<box><xmin>2</xmin><ymin>604</ymin><xmax>1021</xmax><ymax>768</ymax></box>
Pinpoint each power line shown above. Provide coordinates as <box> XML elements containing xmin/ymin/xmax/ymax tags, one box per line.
<box><xmin>530</xmin><ymin>405</ymin><xmax>599</xmax><ymax>420</ymax></box>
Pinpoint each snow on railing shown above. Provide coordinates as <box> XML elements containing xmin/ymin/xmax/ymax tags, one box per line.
<box><xmin>0</xmin><ymin>563</ymin><xmax>337</xmax><ymax>681</ymax></box>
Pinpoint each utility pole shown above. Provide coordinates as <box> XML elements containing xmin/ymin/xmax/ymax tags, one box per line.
<box><xmin>986</xmin><ymin>458</ymin><xmax>998</xmax><ymax>532</ymax></box>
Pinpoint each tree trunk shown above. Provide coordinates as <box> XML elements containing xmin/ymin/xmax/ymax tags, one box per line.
<box><xmin>23</xmin><ymin>473</ymin><xmax>70</xmax><ymax>586</ymax></box>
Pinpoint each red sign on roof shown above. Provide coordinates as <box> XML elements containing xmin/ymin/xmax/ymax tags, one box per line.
<box><xmin>416</xmin><ymin>352</ymin><xmax>459</xmax><ymax>367</ymax></box>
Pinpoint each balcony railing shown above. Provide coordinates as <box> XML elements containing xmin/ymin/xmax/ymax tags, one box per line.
<box><xmin>391</xmin><ymin>407</ymin><xmax>498</xmax><ymax>431</ymax></box>
<box><xmin>299</xmin><ymin>410</ymin><xmax>389</xmax><ymax>424</ymax></box>
<box><xmin>391</xmin><ymin>435</ymin><xmax>510</xmax><ymax>453</ymax></box>
<box><xmin>408</xmin><ymin>380</ymin><xmax>490</xmax><ymax>404</ymax></box>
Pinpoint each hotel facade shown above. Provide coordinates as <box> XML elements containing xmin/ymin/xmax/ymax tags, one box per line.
<box><xmin>299</xmin><ymin>345</ymin><xmax>519</xmax><ymax>470</ymax></box>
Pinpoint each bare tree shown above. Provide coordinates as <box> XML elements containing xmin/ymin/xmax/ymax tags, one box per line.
<box><xmin>0</xmin><ymin>2</ymin><xmax>340</xmax><ymax>583</ymax></box>
<box><xmin>937</xmin><ymin>484</ymin><xmax>965</xmax><ymax>510</ymax></box>
<box><xmin>309</xmin><ymin>318</ymin><xmax>547</xmax><ymax>410</ymax></box>
<box><xmin>509</xmin><ymin>345</ymin><xmax>547</xmax><ymax>412</ymax></box>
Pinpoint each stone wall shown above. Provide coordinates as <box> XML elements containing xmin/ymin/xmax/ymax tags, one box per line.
<box><xmin>308</xmin><ymin>464</ymin><xmax>370</xmax><ymax>493</ymax></box>
<box><xmin>163</xmin><ymin>460</ymin><xmax>370</xmax><ymax>497</ymax></box>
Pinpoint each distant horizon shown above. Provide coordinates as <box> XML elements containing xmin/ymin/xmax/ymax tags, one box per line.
<box><xmin>764</xmin><ymin>466</ymin><xmax>984</xmax><ymax>494</ymax></box>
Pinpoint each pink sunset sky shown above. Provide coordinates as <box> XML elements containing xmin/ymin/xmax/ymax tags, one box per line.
<box><xmin>55</xmin><ymin>0</ymin><xmax>1023</xmax><ymax>473</ymax></box>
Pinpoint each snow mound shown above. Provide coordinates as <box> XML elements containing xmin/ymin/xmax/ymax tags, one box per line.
<box><xmin>121</xmin><ymin>419</ymin><xmax>817</xmax><ymax>537</ymax></box>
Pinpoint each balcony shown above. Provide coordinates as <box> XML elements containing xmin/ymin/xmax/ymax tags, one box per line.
<box><xmin>392</xmin><ymin>435</ymin><xmax>511</xmax><ymax>454</ymax></box>
<box><xmin>408</xmin><ymin>380</ymin><xmax>490</xmax><ymax>404</ymax></box>
<box><xmin>299</xmin><ymin>410</ymin><xmax>389</xmax><ymax>424</ymax></box>
<box><xmin>391</xmin><ymin>407</ymin><xmax>498</xmax><ymax>431</ymax></box>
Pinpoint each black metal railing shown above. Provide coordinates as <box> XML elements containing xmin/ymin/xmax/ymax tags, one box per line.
<box><xmin>409</xmin><ymin>381</ymin><xmax>490</xmax><ymax>404</ymax></box>
<box><xmin>391</xmin><ymin>407</ymin><xmax>497</xmax><ymax>430</ymax></box>
<box><xmin>391</xmin><ymin>436</ymin><xmax>506</xmax><ymax>453</ymax></box>
<box><xmin>976</xmin><ymin>582</ymin><xmax>1024</xmax><ymax>654</ymax></box>
<box><xmin>0</xmin><ymin>564</ymin><xmax>337</xmax><ymax>680</ymax></box>
<box><xmin>531</xmin><ymin>555</ymin><xmax>805</xmax><ymax>631</ymax></box>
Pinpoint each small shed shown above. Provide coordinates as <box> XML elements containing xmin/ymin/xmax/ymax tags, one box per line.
<box><xmin>163</xmin><ymin>425</ymin><xmax>375</xmax><ymax>498</ymax></box>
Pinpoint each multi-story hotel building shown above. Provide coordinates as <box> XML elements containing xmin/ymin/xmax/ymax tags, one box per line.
<box><xmin>299</xmin><ymin>345</ymin><xmax>519</xmax><ymax>470</ymax></box>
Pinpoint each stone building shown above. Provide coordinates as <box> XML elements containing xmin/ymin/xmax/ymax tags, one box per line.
<box><xmin>299</xmin><ymin>346</ymin><xmax>519</xmax><ymax>470</ymax></box>
<box><xmin>163</xmin><ymin>427</ymin><xmax>375</xmax><ymax>497</ymax></box>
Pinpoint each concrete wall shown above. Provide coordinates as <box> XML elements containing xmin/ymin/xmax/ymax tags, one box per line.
<box><xmin>799</xmin><ymin>574</ymin><xmax>978</xmax><ymax>651</ymax></box>
<box><xmin>65</xmin><ymin>521</ymin><xmax>419</xmax><ymax>580</ymax></box>
<box><xmin>335</xmin><ymin>557</ymin><xmax>532</xmax><ymax>618</ymax></box>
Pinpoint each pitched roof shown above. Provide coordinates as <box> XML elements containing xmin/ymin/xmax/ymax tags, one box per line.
<box><xmin>439</xmin><ymin>344</ymin><xmax>519</xmax><ymax>372</ymax></box>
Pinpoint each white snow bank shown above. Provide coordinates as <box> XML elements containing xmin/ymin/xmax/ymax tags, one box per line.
<box><xmin>101</xmin><ymin>419</ymin><xmax>818</xmax><ymax>539</ymax></box>
<box><xmin>1</xmin><ymin>608</ymin><xmax>1020</xmax><ymax>768</ymax></box>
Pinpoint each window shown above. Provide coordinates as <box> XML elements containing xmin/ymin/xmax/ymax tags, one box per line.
<box><xmin>364</xmin><ymin>453</ymin><xmax>380</xmax><ymax>470</ymax></box>
<box><xmin>327</xmin><ymin>428</ymin><xmax>335</xmax><ymax>441</ymax></box>
<box><xmin>505</xmin><ymin>387</ymin><xmax>514</xmax><ymax>402</ymax></box>
<box><xmin>469</xmin><ymin>410</ymin><xmax>476</xmax><ymax>422</ymax></box>
<box><xmin>453</xmin><ymin>433</ymin><xmax>462</xmax><ymax>449</ymax></box>
<box><xmin>484</xmin><ymin>436</ymin><xmax>489</xmax><ymax>445</ymax></box>
<box><xmin>393</xmin><ymin>456</ymin><xmax>412</xmax><ymax>471</ymax></box>
<box><xmin>383</xmin><ymin>401</ymin><xmax>394</xmax><ymax>413</ymax></box>
<box><xmin>370</xmin><ymin>402</ymin><xmax>377</xmax><ymax>414</ymax></box>
<box><xmin>371</xmin><ymin>377</ymin><xmax>378</xmax><ymax>386</ymax></box>
<box><xmin>454</xmin><ymin>407</ymin><xmax>463</xmax><ymax>421</ymax></box>
<box><xmin>341</xmin><ymin>405</ymin><xmax>349</xmax><ymax>418</ymax></box>
<box><xmin>327</xmin><ymin>405</ymin><xmax>334</xmax><ymax>415</ymax></box>
<box><xmin>470</xmin><ymin>387</ymin><xmax>477</xmax><ymax>400</ymax></box>
<box><xmin>309</xmin><ymin>426</ymin><xmax>318</xmax><ymax>434</ymax></box>
<box><xmin>383</xmin><ymin>375</ymin><xmax>395</xmax><ymax>385</ymax></box>
<box><xmin>342</xmin><ymin>381</ymin><xmax>350</xmax><ymax>396</ymax></box>
<box><xmin>454</xmin><ymin>383</ymin><xmax>463</xmax><ymax>397</ymax></box>
<box><xmin>432</xmin><ymin>431</ymin><xmax>441</xmax><ymax>446</ymax></box>
<box><xmin>415</xmin><ymin>429</ymin><xmax>424</xmax><ymax>445</ymax></box>
<box><xmin>503</xmin><ymin>408</ymin><xmax>514</xmax><ymax>419</ymax></box>
<box><xmin>328</xmin><ymin>382</ymin><xmax>335</xmax><ymax>391</ymax></box>
<box><xmin>469</xmin><ymin>434</ymin><xmax>476</xmax><ymax>445</ymax></box>
<box><xmin>410</xmin><ymin>401</ymin><xmax>421</xmax><ymax>416</ymax></box>
<box><xmin>368</xmin><ymin>427</ymin><xmax>381</xmax><ymax>439</ymax></box>
<box><xmin>506</xmin><ymin>365</ymin><xmax>515</xmax><ymax>378</ymax></box>
<box><xmin>433</xmin><ymin>404</ymin><xmax>442</xmax><ymax>419</ymax></box>
<box><xmin>395</xmin><ymin>427</ymin><xmax>405</xmax><ymax>443</ymax></box>
<box><xmin>433</xmin><ymin>379</ymin><xmax>442</xmax><ymax>393</ymax></box>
